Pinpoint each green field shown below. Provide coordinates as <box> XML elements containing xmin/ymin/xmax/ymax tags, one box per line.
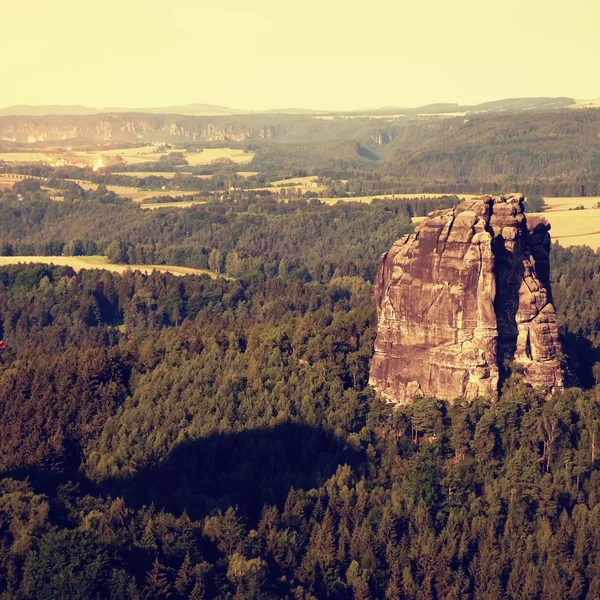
<box><xmin>0</xmin><ymin>255</ymin><xmax>219</xmax><ymax>277</ymax></box>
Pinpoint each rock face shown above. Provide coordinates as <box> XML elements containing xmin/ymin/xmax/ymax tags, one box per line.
<box><xmin>369</xmin><ymin>194</ymin><xmax>564</xmax><ymax>403</ymax></box>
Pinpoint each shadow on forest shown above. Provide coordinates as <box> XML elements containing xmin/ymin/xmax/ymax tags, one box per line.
<box><xmin>7</xmin><ymin>423</ymin><xmax>365</xmax><ymax>522</ymax></box>
<box><xmin>561</xmin><ymin>331</ymin><xmax>600</xmax><ymax>389</ymax></box>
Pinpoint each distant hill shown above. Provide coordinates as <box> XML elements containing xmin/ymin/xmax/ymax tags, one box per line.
<box><xmin>261</xmin><ymin>108</ymin><xmax>328</xmax><ymax>115</ymax></box>
<box><xmin>0</xmin><ymin>104</ymin><xmax>99</xmax><ymax>116</ymax></box>
<box><xmin>470</xmin><ymin>96</ymin><xmax>575</xmax><ymax>113</ymax></box>
<box><xmin>0</xmin><ymin>97</ymin><xmax>581</xmax><ymax>118</ymax></box>
<box><xmin>412</xmin><ymin>103</ymin><xmax>470</xmax><ymax>114</ymax></box>
<box><xmin>334</xmin><ymin>98</ymin><xmax>577</xmax><ymax>117</ymax></box>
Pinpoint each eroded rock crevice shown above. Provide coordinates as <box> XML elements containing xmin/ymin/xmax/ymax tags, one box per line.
<box><xmin>369</xmin><ymin>194</ymin><xmax>564</xmax><ymax>404</ymax></box>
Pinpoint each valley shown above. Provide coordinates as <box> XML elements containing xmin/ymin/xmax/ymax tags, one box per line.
<box><xmin>1</xmin><ymin>97</ymin><xmax>600</xmax><ymax>600</ymax></box>
<box><xmin>4</xmin><ymin>0</ymin><xmax>600</xmax><ymax>593</ymax></box>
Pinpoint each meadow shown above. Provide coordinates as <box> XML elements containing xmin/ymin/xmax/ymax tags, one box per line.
<box><xmin>0</xmin><ymin>255</ymin><xmax>219</xmax><ymax>277</ymax></box>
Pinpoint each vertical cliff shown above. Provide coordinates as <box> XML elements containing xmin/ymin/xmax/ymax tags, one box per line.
<box><xmin>369</xmin><ymin>194</ymin><xmax>564</xmax><ymax>403</ymax></box>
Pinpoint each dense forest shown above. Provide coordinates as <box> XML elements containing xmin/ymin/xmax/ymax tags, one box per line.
<box><xmin>0</xmin><ymin>186</ymin><xmax>457</xmax><ymax>281</ymax></box>
<box><xmin>2</xmin><ymin>177</ymin><xmax>600</xmax><ymax>598</ymax></box>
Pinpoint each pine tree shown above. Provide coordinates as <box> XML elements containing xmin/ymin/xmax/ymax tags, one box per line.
<box><xmin>189</xmin><ymin>581</ymin><xmax>205</xmax><ymax>600</ymax></box>
<box><xmin>127</xmin><ymin>576</ymin><xmax>141</xmax><ymax>600</ymax></box>
<box><xmin>144</xmin><ymin>558</ymin><xmax>171</xmax><ymax>599</ymax></box>
<box><xmin>174</xmin><ymin>553</ymin><xmax>193</xmax><ymax>596</ymax></box>
<box><xmin>140</xmin><ymin>522</ymin><xmax>158</xmax><ymax>551</ymax></box>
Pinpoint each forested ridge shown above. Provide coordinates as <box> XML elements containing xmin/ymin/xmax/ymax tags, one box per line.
<box><xmin>3</xmin><ymin>185</ymin><xmax>600</xmax><ymax>598</ymax></box>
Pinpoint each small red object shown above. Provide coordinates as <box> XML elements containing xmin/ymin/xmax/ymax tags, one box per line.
<box><xmin>0</xmin><ymin>341</ymin><xmax>7</xmax><ymax>353</ymax></box>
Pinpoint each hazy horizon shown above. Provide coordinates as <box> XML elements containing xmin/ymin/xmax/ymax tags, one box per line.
<box><xmin>0</xmin><ymin>96</ymin><xmax>590</xmax><ymax>113</ymax></box>
<box><xmin>2</xmin><ymin>0</ymin><xmax>600</xmax><ymax>111</ymax></box>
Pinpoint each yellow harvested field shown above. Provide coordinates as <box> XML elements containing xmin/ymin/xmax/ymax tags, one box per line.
<box><xmin>252</xmin><ymin>185</ymin><xmax>328</xmax><ymax>194</ymax></box>
<box><xmin>184</xmin><ymin>148</ymin><xmax>255</xmax><ymax>166</ymax></box>
<box><xmin>569</xmin><ymin>99</ymin><xmax>600</xmax><ymax>109</ymax></box>
<box><xmin>543</xmin><ymin>197</ymin><xmax>600</xmax><ymax>211</ymax></box>
<box><xmin>237</xmin><ymin>171</ymin><xmax>259</xmax><ymax>178</ymax></box>
<box><xmin>555</xmin><ymin>233</ymin><xmax>600</xmax><ymax>249</ymax></box>
<box><xmin>0</xmin><ymin>146</ymin><xmax>254</xmax><ymax>167</ymax></box>
<box><xmin>141</xmin><ymin>200</ymin><xmax>207</xmax><ymax>210</ymax></box>
<box><xmin>0</xmin><ymin>152</ymin><xmax>49</xmax><ymax>163</ymax></box>
<box><xmin>115</xmin><ymin>172</ymin><xmax>195</xmax><ymax>179</ymax></box>
<box><xmin>250</xmin><ymin>176</ymin><xmax>327</xmax><ymax>194</ymax></box>
<box><xmin>0</xmin><ymin>256</ymin><xmax>219</xmax><ymax>278</ymax></box>
<box><xmin>533</xmin><ymin>209</ymin><xmax>600</xmax><ymax>250</ymax></box>
<box><xmin>271</xmin><ymin>176</ymin><xmax>319</xmax><ymax>186</ymax></box>
<box><xmin>2</xmin><ymin>176</ymin><xmax>199</xmax><ymax>203</ymax></box>
<box><xmin>89</xmin><ymin>146</ymin><xmax>162</xmax><ymax>164</ymax></box>
<box><xmin>0</xmin><ymin>147</ymin><xmax>159</xmax><ymax>165</ymax></box>
<box><xmin>103</xmin><ymin>185</ymin><xmax>199</xmax><ymax>203</ymax></box>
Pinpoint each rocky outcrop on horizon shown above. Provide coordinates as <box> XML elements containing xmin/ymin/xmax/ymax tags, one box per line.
<box><xmin>369</xmin><ymin>194</ymin><xmax>564</xmax><ymax>404</ymax></box>
<box><xmin>0</xmin><ymin>114</ymin><xmax>280</xmax><ymax>144</ymax></box>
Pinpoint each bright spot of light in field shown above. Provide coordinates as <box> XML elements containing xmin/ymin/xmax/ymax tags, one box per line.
<box><xmin>92</xmin><ymin>158</ymin><xmax>105</xmax><ymax>171</ymax></box>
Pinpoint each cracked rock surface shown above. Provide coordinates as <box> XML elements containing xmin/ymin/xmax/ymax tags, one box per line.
<box><xmin>369</xmin><ymin>194</ymin><xmax>564</xmax><ymax>404</ymax></box>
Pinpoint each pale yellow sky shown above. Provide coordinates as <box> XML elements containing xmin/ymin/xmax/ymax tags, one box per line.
<box><xmin>2</xmin><ymin>0</ymin><xmax>599</xmax><ymax>110</ymax></box>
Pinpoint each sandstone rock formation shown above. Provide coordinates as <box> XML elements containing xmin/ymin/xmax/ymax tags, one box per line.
<box><xmin>369</xmin><ymin>194</ymin><xmax>564</xmax><ymax>404</ymax></box>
